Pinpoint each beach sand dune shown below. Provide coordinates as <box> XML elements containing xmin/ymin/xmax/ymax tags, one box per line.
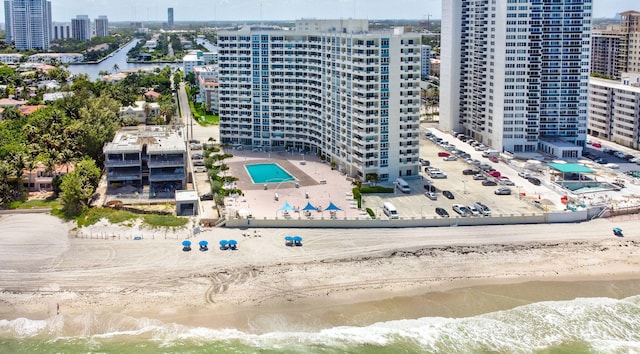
<box><xmin>1</xmin><ymin>213</ymin><xmax>639</xmax><ymax>331</ymax></box>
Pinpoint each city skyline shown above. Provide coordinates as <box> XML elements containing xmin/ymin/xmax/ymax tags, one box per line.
<box><xmin>3</xmin><ymin>0</ymin><xmax>637</xmax><ymax>23</ymax></box>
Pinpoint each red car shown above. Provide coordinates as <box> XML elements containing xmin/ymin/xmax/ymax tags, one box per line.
<box><xmin>488</xmin><ymin>170</ymin><xmax>501</xmax><ymax>177</ymax></box>
<box><xmin>592</xmin><ymin>142</ymin><xmax>602</xmax><ymax>148</ymax></box>
<box><xmin>489</xmin><ymin>156</ymin><xmax>499</xmax><ymax>163</ymax></box>
<box><xmin>437</xmin><ymin>151</ymin><xmax>450</xmax><ymax>157</ymax></box>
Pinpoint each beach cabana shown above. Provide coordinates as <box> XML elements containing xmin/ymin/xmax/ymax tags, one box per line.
<box><xmin>228</xmin><ymin>239</ymin><xmax>238</xmax><ymax>250</ymax></box>
<box><xmin>219</xmin><ymin>239</ymin><xmax>229</xmax><ymax>250</ymax></box>
<box><xmin>279</xmin><ymin>202</ymin><xmax>295</xmax><ymax>211</ymax></box>
<box><xmin>199</xmin><ymin>240</ymin><xmax>208</xmax><ymax>251</ymax></box>
<box><xmin>182</xmin><ymin>240</ymin><xmax>192</xmax><ymax>252</ymax></box>
<box><xmin>293</xmin><ymin>235</ymin><xmax>303</xmax><ymax>246</ymax></box>
<box><xmin>302</xmin><ymin>202</ymin><xmax>318</xmax><ymax>211</ymax></box>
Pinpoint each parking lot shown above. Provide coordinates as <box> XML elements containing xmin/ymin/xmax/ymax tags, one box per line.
<box><xmin>362</xmin><ymin>128</ymin><xmax>564</xmax><ymax>220</ymax></box>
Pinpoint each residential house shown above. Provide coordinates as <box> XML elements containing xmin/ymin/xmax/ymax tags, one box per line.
<box><xmin>23</xmin><ymin>162</ymin><xmax>75</xmax><ymax>192</ymax></box>
<box><xmin>119</xmin><ymin>101</ymin><xmax>160</xmax><ymax>123</ymax></box>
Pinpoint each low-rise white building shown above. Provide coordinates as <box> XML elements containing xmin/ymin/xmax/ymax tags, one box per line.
<box><xmin>119</xmin><ymin>101</ymin><xmax>161</xmax><ymax>123</ymax></box>
<box><xmin>194</xmin><ymin>65</ymin><xmax>219</xmax><ymax>114</ymax></box>
<box><xmin>0</xmin><ymin>54</ymin><xmax>24</xmax><ymax>64</ymax></box>
<box><xmin>28</xmin><ymin>53</ymin><xmax>84</xmax><ymax>64</ymax></box>
<box><xmin>588</xmin><ymin>74</ymin><xmax>640</xmax><ymax>149</ymax></box>
<box><xmin>182</xmin><ymin>50</ymin><xmax>217</xmax><ymax>77</ymax></box>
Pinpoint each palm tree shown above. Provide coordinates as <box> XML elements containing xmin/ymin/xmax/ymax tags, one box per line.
<box><xmin>112</xmin><ymin>64</ymin><xmax>120</xmax><ymax>74</ymax></box>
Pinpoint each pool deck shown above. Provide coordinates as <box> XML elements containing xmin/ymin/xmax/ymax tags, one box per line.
<box><xmin>221</xmin><ymin>150</ymin><xmax>367</xmax><ymax>219</ymax></box>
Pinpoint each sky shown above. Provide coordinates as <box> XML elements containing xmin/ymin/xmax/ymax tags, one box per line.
<box><xmin>6</xmin><ymin>0</ymin><xmax>640</xmax><ymax>23</ymax></box>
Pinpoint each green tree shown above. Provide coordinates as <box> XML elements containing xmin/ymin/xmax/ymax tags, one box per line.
<box><xmin>59</xmin><ymin>159</ymin><xmax>100</xmax><ymax>216</ymax></box>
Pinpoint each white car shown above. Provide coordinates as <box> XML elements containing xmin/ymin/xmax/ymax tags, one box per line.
<box><xmin>467</xmin><ymin>205</ymin><xmax>481</xmax><ymax>216</ymax></box>
<box><xmin>606</xmin><ymin>163</ymin><xmax>620</xmax><ymax>169</ymax></box>
<box><xmin>425</xmin><ymin>192</ymin><xmax>437</xmax><ymax>200</ymax></box>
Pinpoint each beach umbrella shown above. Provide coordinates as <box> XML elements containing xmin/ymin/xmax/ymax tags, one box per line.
<box><xmin>301</xmin><ymin>202</ymin><xmax>318</xmax><ymax>211</ymax></box>
<box><xmin>228</xmin><ymin>239</ymin><xmax>238</xmax><ymax>246</ymax></box>
<box><xmin>279</xmin><ymin>202</ymin><xmax>295</xmax><ymax>211</ymax></box>
<box><xmin>324</xmin><ymin>202</ymin><xmax>342</xmax><ymax>211</ymax></box>
<box><xmin>293</xmin><ymin>236</ymin><xmax>302</xmax><ymax>242</ymax></box>
<box><xmin>199</xmin><ymin>240</ymin><xmax>208</xmax><ymax>247</ymax></box>
<box><xmin>284</xmin><ymin>236</ymin><xmax>294</xmax><ymax>241</ymax></box>
<box><xmin>219</xmin><ymin>240</ymin><xmax>228</xmax><ymax>246</ymax></box>
<box><xmin>182</xmin><ymin>240</ymin><xmax>191</xmax><ymax>247</ymax></box>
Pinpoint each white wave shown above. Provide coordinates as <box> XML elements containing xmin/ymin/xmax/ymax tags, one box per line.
<box><xmin>1</xmin><ymin>295</ymin><xmax>639</xmax><ymax>352</ymax></box>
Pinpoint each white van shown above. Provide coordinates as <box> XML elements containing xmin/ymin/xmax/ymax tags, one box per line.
<box><xmin>394</xmin><ymin>178</ymin><xmax>411</xmax><ymax>193</ymax></box>
<box><xmin>482</xmin><ymin>150</ymin><xmax>499</xmax><ymax>157</ymax></box>
<box><xmin>383</xmin><ymin>202</ymin><xmax>399</xmax><ymax>219</ymax></box>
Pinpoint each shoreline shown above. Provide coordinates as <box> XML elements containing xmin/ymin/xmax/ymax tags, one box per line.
<box><xmin>1</xmin><ymin>214</ymin><xmax>640</xmax><ymax>335</ymax></box>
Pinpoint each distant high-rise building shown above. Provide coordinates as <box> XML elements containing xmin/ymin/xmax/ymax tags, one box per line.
<box><xmin>52</xmin><ymin>22</ymin><xmax>71</xmax><ymax>40</ymax></box>
<box><xmin>590</xmin><ymin>11</ymin><xmax>640</xmax><ymax>79</ymax></box>
<box><xmin>4</xmin><ymin>0</ymin><xmax>52</xmax><ymax>50</ymax></box>
<box><xmin>167</xmin><ymin>8</ymin><xmax>174</xmax><ymax>29</ymax></box>
<box><xmin>420</xmin><ymin>45</ymin><xmax>431</xmax><ymax>79</ymax></box>
<box><xmin>71</xmin><ymin>15</ymin><xmax>91</xmax><ymax>41</ymax></box>
<box><xmin>440</xmin><ymin>1</ymin><xmax>592</xmax><ymax>159</ymax></box>
<box><xmin>95</xmin><ymin>15</ymin><xmax>109</xmax><ymax>38</ymax></box>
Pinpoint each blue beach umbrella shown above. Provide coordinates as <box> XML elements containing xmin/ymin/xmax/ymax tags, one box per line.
<box><xmin>199</xmin><ymin>240</ymin><xmax>208</xmax><ymax>247</ymax></box>
<box><xmin>182</xmin><ymin>240</ymin><xmax>191</xmax><ymax>247</ymax></box>
<box><xmin>301</xmin><ymin>202</ymin><xmax>318</xmax><ymax>211</ymax></box>
<box><xmin>325</xmin><ymin>202</ymin><xmax>342</xmax><ymax>211</ymax></box>
<box><xmin>285</xmin><ymin>236</ymin><xmax>294</xmax><ymax>242</ymax></box>
<box><xmin>293</xmin><ymin>236</ymin><xmax>302</xmax><ymax>243</ymax></box>
<box><xmin>219</xmin><ymin>240</ymin><xmax>228</xmax><ymax>246</ymax></box>
<box><xmin>228</xmin><ymin>239</ymin><xmax>238</xmax><ymax>246</ymax></box>
<box><xmin>279</xmin><ymin>202</ymin><xmax>295</xmax><ymax>211</ymax></box>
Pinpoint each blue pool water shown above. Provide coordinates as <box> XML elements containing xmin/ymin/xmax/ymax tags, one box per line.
<box><xmin>246</xmin><ymin>163</ymin><xmax>296</xmax><ymax>184</ymax></box>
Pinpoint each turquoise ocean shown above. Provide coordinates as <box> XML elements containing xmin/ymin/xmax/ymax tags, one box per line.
<box><xmin>1</xmin><ymin>294</ymin><xmax>640</xmax><ymax>353</ymax></box>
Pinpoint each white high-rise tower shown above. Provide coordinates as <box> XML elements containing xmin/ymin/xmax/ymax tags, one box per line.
<box><xmin>440</xmin><ymin>1</ymin><xmax>592</xmax><ymax>159</ymax></box>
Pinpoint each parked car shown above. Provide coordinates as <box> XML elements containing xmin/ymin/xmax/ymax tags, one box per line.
<box><xmin>488</xmin><ymin>170</ymin><xmax>501</xmax><ymax>177</ymax></box>
<box><xmin>443</xmin><ymin>155</ymin><xmax>458</xmax><ymax>161</ymax></box>
<box><xmin>452</xmin><ymin>204</ymin><xmax>472</xmax><ymax>217</ymax></box>
<box><xmin>488</xmin><ymin>156</ymin><xmax>499</xmax><ymax>163</ymax></box>
<box><xmin>194</xmin><ymin>166</ymin><xmax>207</xmax><ymax>173</ymax></box>
<box><xmin>442</xmin><ymin>190</ymin><xmax>455</xmax><ymax>199</ymax></box>
<box><xmin>473</xmin><ymin>174</ymin><xmax>487</xmax><ymax>180</ymax></box>
<box><xmin>435</xmin><ymin>207</ymin><xmax>450</xmax><ymax>217</ymax></box>
<box><xmin>518</xmin><ymin>171</ymin><xmax>532</xmax><ymax>178</ymax></box>
<box><xmin>474</xmin><ymin>202</ymin><xmax>491</xmax><ymax>216</ymax></box>
<box><xmin>192</xmin><ymin>153</ymin><xmax>203</xmax><ymax>160</ymax></box>
<box><xmin>606</xmin><ymin>163</ymin><xmax>620</xmax><ymax>169</ymax></box>
<box><xmin>528</xmin><ymin>177</ymin><xmax>542</xmax><ymax>186</ymax></box>
<box><xmin>200</xmin><ymin>193</ymin><xmax>213</xmax><ymax>201</ymax></box>
<box><xmin>467</xmin><ymin>205</ymin><xmax>481</xmax><ymax>216</ymax></box>
<box><xmin>462</xmin><ymin>169</ymin><xmax>478</xmax><ymax>175</ymax></box>
<box><xmin>482</xmin><ymin>180</ymin><xmax>498</xmax><ymax>186</ymax></box>
<box><xmin>420</xmin><ymin>158</ymin><xmax>430</xmax><ymax>166</ymax></box>
<box><xmin>594</xmin><ymin>158</ymin><xmax>608</xmax><ymax>164</ymax></box>
<box><xmin>592</xmin><ymin>142</ymin><xmax>602</xmax><ymax>148</ymax></box>
<box><xmin>430</xmin><ymin>171</ymin><xmax>448</xmax><ymax>179</ymax></box>
<box><xmin>437</xmin><ymin>151</ymin><xmax>450</xmax><ymax>157</ymax></box>
<box><xmin>479</xmin><ymin>164</ymin><xmax>493</xmax><ymax>171</ymax></box>
<box><xmin>500</xmin><ymin>179</ymin><xmax>515</xmax><ymax>186</ymax></box>
<box><xmin>494</xmin><ymin>187</ymin><xmax>512</xmax><ymax>195</ymax></box>
<box><xmin>425</xmin><ymin>192</ymin><xmax>437</xmax><ymax>200</ymax></box>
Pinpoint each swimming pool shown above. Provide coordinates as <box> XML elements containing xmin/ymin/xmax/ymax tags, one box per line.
<box><xmin>245</xmin><ymin>163</ymin><xmax>296</xmax><ymax>184</ymax></box>
<box><xmin>558</xmin><ymin>181</ymin><xmax>620</xmax><ymax>194</ymax></box>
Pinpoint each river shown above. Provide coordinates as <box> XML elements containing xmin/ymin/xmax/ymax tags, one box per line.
<box><xmin>66</xmin><ymin>39</ymin><xmax>178</xmax><ymax>81</ymax></box>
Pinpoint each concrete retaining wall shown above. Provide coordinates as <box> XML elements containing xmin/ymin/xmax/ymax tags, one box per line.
<box><xmin>225</xmin><ymin>211</ymin><xmax>589</xmax><ymax>228</ymax></box>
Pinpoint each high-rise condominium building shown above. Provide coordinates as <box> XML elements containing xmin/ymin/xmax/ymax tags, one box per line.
<box><xmin>71</xmin><ymin>15</ymin><xmax>91</xmax><ymax>41</ymax></box>
<box><xmin>4</xmin><ymin>0</ymin><xmax>52</xmax><ymax>50</ymax></box>
<box><xmin>218</xmin><ymin>19</ymin><xmax>421</xmax><ymax>181</ymax></box>
<box><xmin>441</xmin><ymin>0</ymin><xmax>592</xmax><ymax>159</ymax></box>
<box><xmin>95</xmin><ymin>15</ymin><xmax>109</xmax><ymax>38</ymax></box>
<box><xmin>52</xmin><ymin>22</ymin><xmax>71</xmax><ymax>40</ymax></box>
<box><xmin>590</xmin><ymin>10</ymin><xmax>640</xmax><ymax>79</ymax></box>
<box><xmin>420</xmin><ymin>45</ymin><xmax>432</xmax><ymax>79</ymax></box>
<box><xmin>167</xmin><ymin>8</ymin><xmax>174</xmax><ymax>29</ymax></box>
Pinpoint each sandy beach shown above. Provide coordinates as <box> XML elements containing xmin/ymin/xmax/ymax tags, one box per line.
<box><xmin>1</xmin><ymin>213</ymin><xmax>640</xmax><ymax>333</ymax></box>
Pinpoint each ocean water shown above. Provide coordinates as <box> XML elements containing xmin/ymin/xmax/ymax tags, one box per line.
<box><xmin>1</xmin><ymin>295</ymin><xmax>639</xmax><ymax>353</ymax></box>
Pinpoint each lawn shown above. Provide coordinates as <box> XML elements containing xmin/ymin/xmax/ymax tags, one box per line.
<box><xmin>76</xmin><ymin>208</ymin><xmax>189</xmax><ymax>228</ymax></box>
<box><xmin>8</xmin><ymin>198</ymin><xmax>61</xmax><ymax>209</ymax></box>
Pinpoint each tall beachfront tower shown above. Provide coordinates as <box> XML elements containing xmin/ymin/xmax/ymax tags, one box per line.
<box><xmin>4</xmin><ymin>0</ymin><xmax>52</xmax><ymax>50</ymax></box>
<box><xmin>94</xmin><ymin>15</ymin><xmax>109</xmax><ymax>38</ymax></box>
<box><xmin>71</xmin><ymin>15</ymin><xmax>91</xmax><ymax>41</ymax></box>
<box><xmin>217</xmin><ymin>19</ymin><xmax>421</xmax><ymax>181</ymax></box>
<box><xmin>440</xmin><ymin>1</ymin><xmax>592</xmax><ymax>159</ymax></box>
<box><xmin>167</xmin><ymin>8</ymin><xmax>174</xmax><ymax>29</ymax></box>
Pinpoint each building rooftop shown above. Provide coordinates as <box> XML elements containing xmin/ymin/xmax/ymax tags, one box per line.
<box><xmin>104</xmin><ymin>126</ymin><xmax>186</xmax><ymax>154</ymax></box>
